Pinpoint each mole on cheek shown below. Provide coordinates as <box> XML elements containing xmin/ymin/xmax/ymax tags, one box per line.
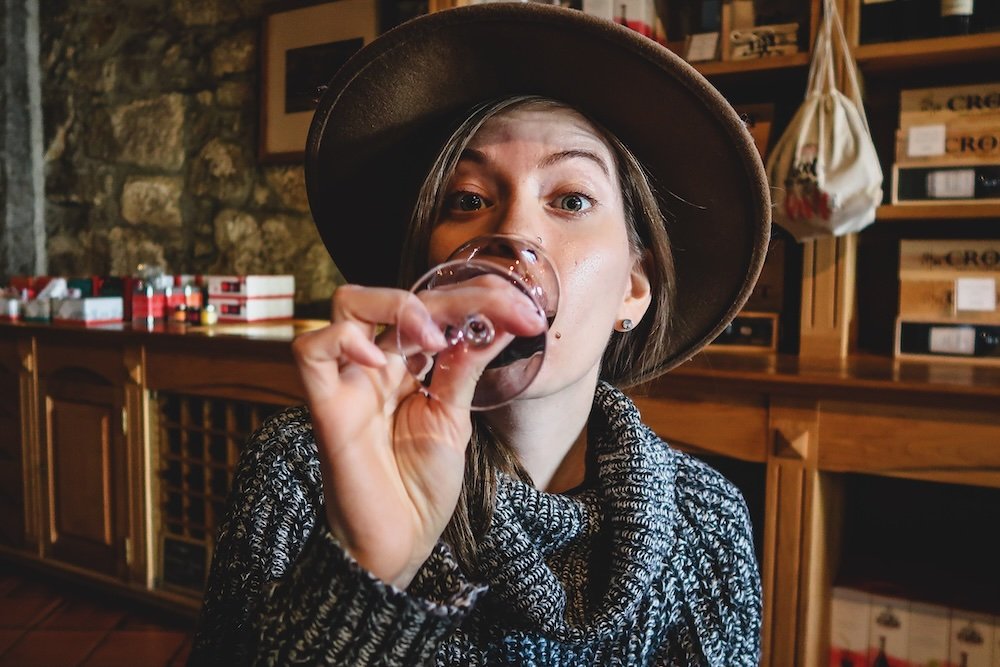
<box><xmin>554</xmin><ymin>331</ymin><xmax>562</xmax><ymax>339</ymax></box>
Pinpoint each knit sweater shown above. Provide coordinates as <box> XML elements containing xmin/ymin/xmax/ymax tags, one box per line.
<box><xmin>189</xmin><ymin>382</ymin><xmax>761</xmax><ymax>666</ymax></box>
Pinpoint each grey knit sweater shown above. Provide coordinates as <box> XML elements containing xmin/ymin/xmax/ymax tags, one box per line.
<box><xmin>189</xmin><ymin>382</ymin><xmax>761</xmax><ymax>666</ymax></box>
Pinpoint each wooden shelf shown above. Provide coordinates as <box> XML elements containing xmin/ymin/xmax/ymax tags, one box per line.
<box><xmin>640</xmin><ymin>351</ymin><xmax>1000</xmax><ymax>404</ymax></box>
<box><xmin>691</xmin><ymin>52</ymin><xmax>812</xmax><ymax>78</ymax></box>
<box><xmin>876</xmin><ymin>202</ymin><xmax>1000</xmax><ymax>221</ymax></box>
<box><xmin>855</xmin><ymin>31</ymin><xmax>1000</xmax><ymax>72</ymax></box>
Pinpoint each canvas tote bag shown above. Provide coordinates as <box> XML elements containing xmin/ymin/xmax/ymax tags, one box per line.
<box><xmin>765</xmin><ymin>0</ymin><xmax>883</xmax><ymax>241</ymax></box>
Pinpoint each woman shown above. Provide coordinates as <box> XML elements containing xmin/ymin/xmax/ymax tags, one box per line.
<box><xmin>191</xmin><ymin>4</ymin><xmax>770</xmax><ymax>666</ymax></box>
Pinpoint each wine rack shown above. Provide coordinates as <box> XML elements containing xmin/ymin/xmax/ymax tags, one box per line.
<box><xmin>155</xmin><ymin>391</ymin><xmax>285</xmax><ymax>595</ymax></box>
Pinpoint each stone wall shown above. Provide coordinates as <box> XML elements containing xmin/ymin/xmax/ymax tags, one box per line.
<box><xmin>40</xmin><ymin>0</ymin><xmax>340</xmax><ymax>307</ymax></box>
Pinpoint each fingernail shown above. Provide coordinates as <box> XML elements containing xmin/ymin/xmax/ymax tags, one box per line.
<box><xmin>423</xmin><ymin>322</ymin><xmax>448</xmax><ymax>349</ymax></box>
<box><xmin>518</xmin><ymin>300</ymin><xmax>544</xmax><ymax>322</ymax></box>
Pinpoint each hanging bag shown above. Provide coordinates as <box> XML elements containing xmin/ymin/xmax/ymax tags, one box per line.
<box><xmin>765</xmin><ymin>0</ymin><xmax>883</xmax><ymax>241</ymax></box>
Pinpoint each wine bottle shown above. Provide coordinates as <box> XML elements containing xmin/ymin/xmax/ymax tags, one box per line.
<box><xmin>872</xmin><ymin>636</ymin><xmax>890</xmax><ymax>667</ymax></box>
<box><xmin>861</xmin><ymin>0</ymin><xmax>896</xmax><ymax>44</ymax></box>
<box><xmin>940</xmin><ymin>0</ymin><xmax>974</xmax><ymax>35</ymax></box>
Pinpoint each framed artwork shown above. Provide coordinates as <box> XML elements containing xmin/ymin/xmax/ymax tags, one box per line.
<box><xmin>260</xmin><ymin>0</ymin><xmax>378</xmax><ymax>162</ymax></box>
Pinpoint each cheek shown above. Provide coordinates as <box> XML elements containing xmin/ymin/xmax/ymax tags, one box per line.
<box><xmin>553</xmin><ymin>246</ymin><xmax>630</xmax><ymax>331</ymax></box>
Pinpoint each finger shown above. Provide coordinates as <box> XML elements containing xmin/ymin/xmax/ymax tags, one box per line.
<box><xmin>292</xmin><ymin>322</ymin><xmax>388</xmax><ymax>398</ymax></box>
<box><xmin>334</xmin><ymin>285</ymin><xmax>449</xmax><ymax>354</ymax></box>
<box><xmin>419</xmin><ymin>276</ymin><xmax>547</xmax><ymax>339</ymax></box>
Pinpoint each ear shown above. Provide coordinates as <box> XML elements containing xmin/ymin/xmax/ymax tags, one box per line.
<box><xmin>618</xmin><ymin>249</ymin><xmax>653</xmax><ymax>326</ymax></box>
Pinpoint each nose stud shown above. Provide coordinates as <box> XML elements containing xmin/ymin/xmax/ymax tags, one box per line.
<box><xmin>536</xmin><ymin>236</ymin><xmax>543</xmax><ymax>245</ymax></box>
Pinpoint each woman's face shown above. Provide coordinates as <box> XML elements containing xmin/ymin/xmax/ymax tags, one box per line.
<box><xmin>427</xmin><ymin>105</ymin><xmax>652</xmax><ymax>400</ymax></box>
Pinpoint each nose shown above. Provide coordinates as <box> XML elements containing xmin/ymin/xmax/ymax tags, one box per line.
<box><xmin>494</xmin><ymin>193</ymin><xmax>543</xmax><ymax>245</ymax></box>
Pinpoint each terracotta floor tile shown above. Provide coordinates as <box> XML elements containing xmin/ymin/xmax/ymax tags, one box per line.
<box><xmin>0</xmin><ymin>596</ymin><xmax>62</xmax><ymax>629</ymax></box>
<box><xmin>39</xmin><ymin>598</ymin><xmax>126</xmax><ymax>631</ymax></box>
<box><xmin>81</xmin><ymin>630</ymin><xmax>187</xmax><ymax>667</ymax></box>
<box><xmin>4</xmin><ymin>579</ymin><xmax>60</xmax><ymax>599</ymax></box>
<box><xmin>0</xmin><ymin>629</ymin><xmax>25</xmax><ymax>655</ymax></box>
<box><xmin>168</xmin><ymin>634</ymin><xmax>193</xmax><ymax>666</ymax></box>
<box><xmin>0</xmin><ymin>629</ymin><xmax>105</xmax><ymax>666</ymax></box>
<box><xmin>0</xmin><ymin>576</ymin><xmax>19</xmax><ymax>597</ymax></box>
<box><xmin>117</xmin><ymin>609</ymin><xmax>194</xmax><ymax>633</ymax></box>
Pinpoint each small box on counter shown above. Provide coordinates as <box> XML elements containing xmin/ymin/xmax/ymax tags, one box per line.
<box><xmin>829</xmin><ymin>588</ymin><xmax>871</xmax><ymax>667</ymax></box>
<box><xmin>51</xmin><ymin>297</ymin><xmax>123</xmax><ymax>325</ymax></box>
<box><xmin>211</xmin><ymin>296</ymin><xmax>294</xmax><ymax>322</ymax></box>
<box><xmin>206</xmin><ymin>275</ymin><xmax>294</xmax><ymax>299</ymax></box>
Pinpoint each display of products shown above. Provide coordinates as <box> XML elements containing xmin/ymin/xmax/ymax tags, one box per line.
<box><xmin>940</xmin><ymin>0</ymin><xmax>975</xmax><ymax>35</ymax></box>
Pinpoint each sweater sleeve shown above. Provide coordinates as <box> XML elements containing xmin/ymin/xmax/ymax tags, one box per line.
<box><xmin>658</xmin><ymin>452</ymin><xmax>763</xmax><ymax>667</ymax></box>
<box><xmin>188</xmin><ymin>407</ymin><xmax>484</xmax><ymax>667</ymax></box>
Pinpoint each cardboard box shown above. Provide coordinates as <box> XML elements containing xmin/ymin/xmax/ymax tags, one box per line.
<box><xmin>895</xmin><ymin>319</ymin><xmax>1000</xmax><ymax>366</ymax></box>
<box><xmin>950</xmin><ymin>611</ymin><xmax>995</xmax><ymax>667</ymax></box>
<box><xmin>900</xmin><ymin>82</ymin><xmax>1000</xmax><ymax>118</ymax></box>
<box><xmin>210</xmin><ymin>296</ymin><xmax>294</xmax><ymax>322</ymax></box>
<box><xmin>909</xmin><ymin>602</ymin><xmax>950</xmax><ymax>667</ymax></box>
<box><xmin>829</xmin><ymin>588</ymin><xmax>870</xmax><ymax>667</ymax></box>
<box><xmin>51</xmin><ymin>297</ymin><xmax>124</xmax><ymax>325</ymax></box>
<box><xmin>868</xmin><ymin>595</ymin><xmax>909</xmax><ymax>667</ymax></box>
<box><xmin>898</xmin><ymin>240</ymin><xmax>1000</xmax><ymax>326</ymax></box>
<box><xmin>205</xmin><ymin>275</ymin><xmax>295</xmax><ymax>299</ymax></box>
<box><xmin>891</xmin><ymin>162</ymin><xmax>1000</xmax><ymax>205</ymax></box>
<box><xmin>22</xmin><ymin>299</ymin><xmax>51</xmax><ymax>322</ymax></box>
<box><xmin>895</xmin><ymin>122</ymin><xmax>1000</xmax><ymax>164</ymax></box>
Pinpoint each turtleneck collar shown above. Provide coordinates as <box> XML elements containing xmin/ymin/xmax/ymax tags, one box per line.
<box><xmin>473</xmin><ymin>382</ymin><xmax>678</xmax><ymax>641</ymax></box>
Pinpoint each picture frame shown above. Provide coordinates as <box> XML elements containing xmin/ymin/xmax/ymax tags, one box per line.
<box><xmin>260</xmin><ymin>0</ymin><xmax>378</xmax><ymax>162</ymax></box>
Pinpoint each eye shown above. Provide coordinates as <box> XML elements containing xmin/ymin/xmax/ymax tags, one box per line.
<box><xmin>445</xmin><ymin>191</ymin><xmax>490</xmax><ymax>212</ymax></box>
<box><xmin>552</xmin><ymin>193</ymin><xmax>593</xmax><ymax>213</ymax></box>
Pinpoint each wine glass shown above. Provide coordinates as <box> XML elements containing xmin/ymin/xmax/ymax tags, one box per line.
<box><xmin>396</xmin><ymin>234</ymin><xmax>560</xmax><ymax>410</ymax></box>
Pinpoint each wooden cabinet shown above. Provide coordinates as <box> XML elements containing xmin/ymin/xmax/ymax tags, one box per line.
<box><xmin>0</xmin><ymin>335</ymin><xmax>32</xmax><ymax>550</ymax></box>
<box><xmin>37</xmin><ymin>344</ymin><xmax>131</xmax><ymax>578</ymax></box>
<box><xmin>0</xmin><ymin>322</ymin><xmax>311</xmax><ymax>613</ymax></box>
<box><xmin>635</xmin><ymin>354</ymin><xmax>1000</xmax><ymax>666</ymax></box>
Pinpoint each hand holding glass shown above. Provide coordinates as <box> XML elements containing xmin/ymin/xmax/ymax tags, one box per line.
<box><xmin>396</xmin><ymin>234</ymin><xmax>559</xmax><ymax>410</ymax></box>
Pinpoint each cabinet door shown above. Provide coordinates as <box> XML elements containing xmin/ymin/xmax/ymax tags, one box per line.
<box><xmin>39</xmin><ymin>347</ymin><xmax>129</xmax><ymax>579</ymax></box>
<box><xmin>0</xmin><ymin>337</ymin><xmax>27</xmax><ymax>548</ymax></box>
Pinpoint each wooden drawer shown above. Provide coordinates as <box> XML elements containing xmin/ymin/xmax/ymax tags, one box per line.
<box><xmin>631</xmin><ymin>390</ymin><xmax>768</xmax><ymax>462</ymax></box>
<box><xmin>817</xmin><ymin>400</ymin><xmax>1000</xmax><ymax>487</ymax></box>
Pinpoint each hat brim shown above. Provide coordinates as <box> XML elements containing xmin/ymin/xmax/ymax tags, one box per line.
<box><xmin>305</xmin><ymin>2</ymin><xmax>771</xmax><ymax>380</ymax></box>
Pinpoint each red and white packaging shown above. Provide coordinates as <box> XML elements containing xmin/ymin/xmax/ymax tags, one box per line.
<box><xmin>869</xmin><ymin>595</ymin><xmax>910</xmax><ymax>667</ymax></box>
<box><xmin>582</xmin><ymin>0</ymin><xmax>614</xmax><ymax>21</ymax></box>
<box><xmin>830</xmin><ymin>587</ymin><xmax>871</xmax><ymax>666</ymax></box>
<box><xmin>52</xmin><ymin>296</ymin><xmax>124</xmax><ymax>325</ymax></box>
<box><xmin>613</xmin><ymin>0</ymin><xmax>654</xmax><ymax>38</ymax></box>
<box><xmin>205</xmin><ymin>275</ymin><xmax>294</xmax><ymax>299</ymax></box>
<box><xmin>211</xmin><ymin>297</ymin><xmax>293</xmax><ymax>322</ymax></box>
<box><xmin>909</xmin><ymin>602</ymin><xmax>950</xmax><ymax>667</ymax></box>
<box><xmin>950</xmin><ymin>611</ymin><xmax>994</xmax><ymax>667</ymax></box>
<box><xmin>992</xmin><ymin>615</ymin><xmax>1000</xmax><ymax>667</ymax></box>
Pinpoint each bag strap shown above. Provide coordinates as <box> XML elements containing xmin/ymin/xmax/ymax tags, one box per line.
<box><xmin>805</xmin><ymin>0</ymin><xmax>836</xmax><ymax>96</ymax></box>
<box><xmin>804</xmin><ymin>0</ymin><xmax>875</xmax><ymax>137</ymax></box>
<box><xmin>827</xmin><ymin>0</ymin><xmax>874</xmax><ymax>137</ymax></box>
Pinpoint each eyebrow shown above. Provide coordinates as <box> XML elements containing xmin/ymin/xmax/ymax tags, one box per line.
<box><xmin>538</xmin><ymin>149</ymin><xmax>610</xmax><ymax>176</ymax></box>
<box><xmin>458</xmin><ymin>148</ymin><xmax>610</xmax><ymax>176</ymax></box>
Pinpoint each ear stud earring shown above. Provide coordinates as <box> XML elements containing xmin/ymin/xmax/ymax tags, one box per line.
<box><xmin>617</xmin><ymin>319</ymin><xmax>633</xmax><ymax>332</ymax></box>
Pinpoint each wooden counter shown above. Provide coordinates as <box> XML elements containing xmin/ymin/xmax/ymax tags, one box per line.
<box><xmin>1</xmin><ymin>322</ymin><xmax>997</xmax><ymax>665</ymax></box>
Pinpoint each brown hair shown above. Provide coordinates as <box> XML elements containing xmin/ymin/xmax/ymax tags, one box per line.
<box><xmin>399</xmin><ymin>96</ymin><xmax>674</xmax><ymax>571</ymax></box>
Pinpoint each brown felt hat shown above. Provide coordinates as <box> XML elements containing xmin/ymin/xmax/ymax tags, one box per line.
<box><xmin>305</xmin><ymin>2</ymin><xmax>771</xmax><ymax>379</ymax></box>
